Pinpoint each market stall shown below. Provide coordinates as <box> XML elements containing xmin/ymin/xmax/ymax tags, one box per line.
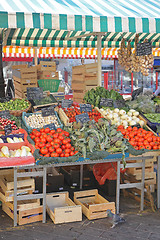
<box><xmin>0</xmin><ymin>0</ymin><xmax>160</xmax><ymax>228</ymax></box>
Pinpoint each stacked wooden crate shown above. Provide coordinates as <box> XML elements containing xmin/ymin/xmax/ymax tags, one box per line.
<box><xmin>12</xmin><ymin>65</ymin><xmax>37</xmax><ymax>98</ymax></box>
<box><xmin>127</xmin><ymin>153</ymin><xmax>156</xmax><ymax>188</ymax></box>
<box><xmin>0</xmin><ymin>169</ymin><xmax>43</xmax><ymax>225</ymax></box>
<box><xmin>37</xmin><ymin>61</ymin><xmax>59</xmax><ymax>80</ymax></box>
<box><xmin>72</xmin><ymin>63</ymin><xmax>98</xmax><ymax>103</ymax></box>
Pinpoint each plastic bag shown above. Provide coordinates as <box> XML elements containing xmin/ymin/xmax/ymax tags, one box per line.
<box><xmin>93</xmin><ymin>162</ymin><xmax>126</xmax><ymax>185</ymax></box>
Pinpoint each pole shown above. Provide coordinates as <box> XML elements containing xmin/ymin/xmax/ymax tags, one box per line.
<box><xmin>0</xmin><ymin>32</ymin><xmax>5</xmax><ymax>97</ymax></box>
<box><xmin>97</xmin><ymin>34</ymin><xmax>102</xmax><ymax>86</ymax></box>
<box><xmin>34</xmin><ymin>47</ymin><xmax>38</xmax><ymax>66</ymax></box>
<box><xmin>131</xmin><ymin>72</ymin><xmax>133</xmax><ymax>94</ymax></box>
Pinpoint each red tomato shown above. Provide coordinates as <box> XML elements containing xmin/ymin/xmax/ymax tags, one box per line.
<box><xmin>53</xmin><ymin>133</ymin><xmax>59</xmax><ymax>139</ymax></box>
<box><xmin>35</xmin><ymin>131</ymin><xmax>41</xmax><ymax>137</ymax></box>
<box><xmin>145</xmin><ymin>145</ymin><xmax>151</xmax><ymax>150</ymax></box>
<box><xmin>38</xmin><ymin>142</ymin><xmax>45</xmax><ymax>148</ymax></box>
<box><xmin>61</xmin><ymin>145</ymin><xmax>66</xmax><ymax>150</ymax></box>
<box><xmin>62</xmin><ymin>139</ymin><xmax>68</xmax><ymax>145</ymax></box>
<box><xmin>66</xmin><ymin>138</ymin><xmax>71</xmax><ymax>143</ymax></box>
<box><xmin>65</xmin><ymin>148</ymin><xmax>71</xmax><ymax>154</ymax></box>
<box><xmin>133</xmin><ymin>127</ymin><xmax>138</xmax><ymax>131</ymax></box>
<box><xmin>44</xmin><ymin>153</ymin><xmax>50</xmax><ymax>157</ymax></box>
<box><xmin>134</xmin><ymin>146</ymin><xmax>139</xmax><ymax>150</ymax></box>
<box><xmin>51</xmin><ymin>152</ymin><xmax>59</xmax><ymax>157</ymax></box>
<box><xmin>139</xmin><ymin>145</ymin><xmax>144</xmax><ymax>150</ymax></box>
<box><xmin>64</xmin><ymin>153</ymin><xmax>70</xmax><ymax>157</ymax></box>
<box><xmin>127</xmin><ymin>126</ymin><xmax>132</xmax><ymax>132</ymax></box>
<box><xmin>60</xmin><ymin>153</ymin><xmax>65</xmax><ymax>157</ymax></box>
<box><xmin>121</xmin><ymin>129</ymin><xmax>126</xmax><ymax>135</ymax></box>
<box><xmin>63</xmin><ymin>131</ymin><xmax>70</xmax><ymax>137</ymax></box>
<box><xmin>46</xmin><ymin>136</ymin><xmax>53</xmax><ymax>142</ymax></box>
<box><xmin>70</xmin><ymin>151</ymin><xmax>75</xmax><ymax>156</ymax></box>
<box><xmin>34</xmin><ymin>137</ymin><xmax>40</xmax><ymax>143</ymax></box>
<box><xmin>40</xmin><ymin>128</ymin><xmax>45</xmax><ymax>133</ymax></box>
<box><xmin>40</xmin><ymin>147</ymin><xmax>48</xmax><ymax>155</ymax></box>
<box><xmin>143</xmin><ymin>140</ymin><xmax>149</xmax><ymax>146</ymax></box>
<box><xmin>58</xmin><ymin>135</ymin><xmax>64</xmax><ymax>141</ymax></box>
<box><xmin>56</xmin><ymin>148</ymin><xmax>62</xmax><ymax>154</ymax></box>
<box><xmin>75</xmin><ymin>151</ymin><xmax>78</xmax><ymax>154</ymax></box>
<box><xmin>50</xmin><ymin>130</ymin><xmax>56</xmax><ymax>134</ymax></box>
<box><xmin>53</xmin><ymin>143</ymin><xmax>60</xmax><ymax>149</ymax></box>
<box><xmin>129</xmin><ymin>141</ymin><xmax>136</xmax><ymax>146</ymax></box>
<box><xmin>46</xmin><ymin>143</ymin><xmax>51</xmax><ymax>148</ymax></box>
<box><xmin>44</xmin><ymin>128</ymin><xmax>50</xmax><ymax>133</ymax></box>
<box><xmin>30</xmin><ymin>134</ymin><xmax>35</xmax><ymax>140</ymax></box>
<box><xmin>65</xmin><ymin>143</ymin><xmax>71</xmax><ymax>149</ymax></box>
<box><xmin>35</xmin><ymin>145</ymin><xmax>40</xmax><ymax>149</ymax></box>
<box><xmin>57</xmin><ymin>128</ymin><xmax>62</xmax><ymax>132</ymax></box>
<box><xmin>49</xmin><ymin>146</ymin><xmax>55</xmax><ymax>153</ymax></box>
<box><xmin>150</xmin><ymin>142</ymin><xmax>155</xmax><ymax>147</ymax></box>
<box><xmin>41</xmin><ymin>137</ymin><xmax>47</xmax><ymax>143</ymax></box>
<box><xmin>54</xmin><ymin>139</ymin><xmax>61</xmax><ymax>144</ymax></box>
<box><xmin>71</xmin><ymin>147</ymin><xmax>75</xmax><ymax>151</ymax></box>
<box><xmin>153</xmin><ymin>145</ymin><xmax>158</xmax><ymax>150</ymax></box>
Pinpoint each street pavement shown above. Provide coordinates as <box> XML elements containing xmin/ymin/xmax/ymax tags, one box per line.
<box><xmin>0</xmin><ymin>194</ymin><xmax>160</xmax><ymax>240</ymax></box>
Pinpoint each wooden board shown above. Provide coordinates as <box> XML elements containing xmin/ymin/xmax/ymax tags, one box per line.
<box><xmin>12</xmin><ymin>64</ymin><xmax>28</xmax><ymax>70</ymax></box>
<box><xmin>58</xmin><ymin>108</ymin><xmax>71</xmax><ymax>127</ymax></box>
<box><xmin>74</xmin><ymin>189</ymin><xmax>115</xmax><ymax>220</ymax></box>
<box><xmin>2</xmin><ymin>202</ymin><xmax>43</xmax><ymax>225</ymax></box>
<box><xmin>46</xmin><ymin>192</ymin><xmax>82</xmax><ymax>224</ymax></box>
<box><xmin>37</xmin><ymin>71</ymin><xmax>59</xmax><ymax>80</ymax></box>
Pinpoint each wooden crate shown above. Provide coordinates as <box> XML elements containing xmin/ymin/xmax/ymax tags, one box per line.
<box><xmin>12</xmin><ymin>64</ymin><xmax>28</xmax><ymax>70</ymax></box>
<box><xmin>37</xmin><ymin>61</ymin><xmax>56</xmax><ymax>71</ymax></box>
<box><xmin>72</xmin><ymin>74</ymin><xmax>85</xmax><ymax>82</ymax></box>
<box><xmin>73</xmin><ymin>97</ymin><xmax>84</xmax><ymax>104</ymax></box>
<box><xmin>2</xmin><ymin>202</ymin><xmax>43</xmax><ymax>225</ymax></box>
<box><xmin>58</xmin><ymin>108</ymin><xmax>72</xmax><ymax>127</ymax></box>
<box><xmin>37</xmin><ymin>71</ymin><xmax>59</xmax><ymax>80</ymax></box>
<box><xmin>46</xmin><ymin>192</ymin><xmax>82</xmax><ymax>224</ymax></box>
<box><xmin>72</xmin><ymin>65</ymin><xmax>85</xmax><ymax>75</ymax></box>
<box><xmin>0</xmin><ymin>175</ymin><xmax>35</xmax><ymax>202</ymax></box>
<box><xmin>74</xmin><ymin>189</ymin><xmax>115</xmax><ymax>220</ymax></box>
<box><xmin>13</xmin><ymin>66</ymin><xmax>37</xmax><ymax>83</ymax></box>
<box><xmin>85</xmin><ymin>63</ymin><xmax>98</xmax><ymax>73</ymax></box>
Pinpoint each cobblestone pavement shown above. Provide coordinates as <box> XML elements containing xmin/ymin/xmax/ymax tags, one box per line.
<box><xmin>0</xmin><ymin>195</ymin><xmax>160</xmax><ymax>240</ymax></box>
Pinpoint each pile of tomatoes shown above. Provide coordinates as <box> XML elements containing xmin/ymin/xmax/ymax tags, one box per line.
<box><xmin>30</xmin><ymin>128</ymin><xmax>78</xmax><ymax>157</ymax></box>
<box><xmin>117</xmin><ymin>125</ymin><xmax>160</xmax><ymax>150</ymax></box>
<box><xmin>63</xmin><ymin>105</ymin><xmax>102</xmax><ymax>123</ymax></box>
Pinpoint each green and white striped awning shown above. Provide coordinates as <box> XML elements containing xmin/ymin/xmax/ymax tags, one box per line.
<box><xmin>5</xmin><ymin>28</ymin><xmax>160</xmax><ymax>48</ymax></box>
<box><xmin>0</xmin><ymin>0</ymin><xmax>160</xmax><ymax>47</ymax></box>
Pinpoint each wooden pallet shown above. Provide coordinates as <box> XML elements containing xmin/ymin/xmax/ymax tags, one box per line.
<box><xmin>0</xmin><ymin>174</ymin><xmax>35</xmax><ymax>202</ymax></box>
<box><xmin>46</xmin><ymin>192</ymin><xmax>82</xmax><ymax>224</ymax></box>
<box><xmin>2</xmin><ymin>202</ymin><xmax>43</xmax><ymax>225</ymax></box>
<box><xmin>74</xmin><ymin>189</ymin><xmax>115</xmax><ymax>220</ymax></box>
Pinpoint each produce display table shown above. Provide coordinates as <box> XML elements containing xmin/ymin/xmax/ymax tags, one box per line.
<box><xmin>11</xmin><ymin>153</ymin><xmax>158</xmax><ymax>227</ymax></box>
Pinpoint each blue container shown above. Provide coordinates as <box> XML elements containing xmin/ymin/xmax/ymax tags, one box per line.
<box><xmin>22</xmin><ymin>111</ymin><xmax>63</xmax><ymax>133</ymax></box>
<box><xmin>140</xmin><ymin>112</ymin><xmax>160</xmax><ymax>132</ymax></box>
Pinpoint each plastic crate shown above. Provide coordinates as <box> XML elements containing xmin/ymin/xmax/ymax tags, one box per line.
<box><xmin>38</xmin><ymin>79</ymin><xmax>60</xmax><ymax>92</ymax></box>
<box><xmin>22</xmin><ymin>111</ymin><xmax>63</xmax><ymax>133</ymax></box>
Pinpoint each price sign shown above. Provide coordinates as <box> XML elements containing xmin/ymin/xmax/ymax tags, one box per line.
<box><xmin>61</xmin><ymin>99</ymin><xmax>73</xmax><ymax>108</ymax></box>
<box><xmin>27</xmin><ymin>87</ymin><xmax>43</xmax><ymax>100</ymax></box>
<box><xmin>113</xmin><ymin>100</ymin><xmax>126</xmax><ymax>109</ymax></box>
<box><xmin>80</xmin><ymin>104</ymin><xmax>92</xmax><ymax>113</ymax></box>
<box><xmin>4</xmin><ymin>124</ymin><xmax>12</xmax><ymax>135</ymax></box>
<box><xmin>75</xmin><ymin>113</ymin><xmax>90</xmax><ymax>124</ymax></box>
<box><xmin>0</xmin><ymin>110</ymin><xmax>10</xmax><ymax>119</ymax></box>
<box><xmin>136</xmin><ymin>42</ymin><xmax>152</xmax><ymax>56</ymax></box>
<box><xmin>42</xmin><ymin>106</ymin><xmax>55</xmax><ymax>117</ymax></box>
<box><xmin>44</xmin><ymin>123</ymin><xmax>56</xmax><ymax>130</ymax></box>
<box><xmin>100</xmin><ymin>98</ymin><xmax>113</xmax><ymax>108</ymax></box>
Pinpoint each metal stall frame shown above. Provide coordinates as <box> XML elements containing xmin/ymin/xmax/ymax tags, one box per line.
<box><xmin>11</xmin><ymin>154</ymin><xmax>159</xmax><ymax>226</ymax></box>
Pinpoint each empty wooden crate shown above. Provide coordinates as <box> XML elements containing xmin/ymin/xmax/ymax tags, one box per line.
<box><xmin>74</xmin><ymin>189</ymin><xmax>115</xmax><ymax>220</ymax></box>
<box><xmin>0</xmin><ymin>174</ymin><xmax>35</xmax><ymax>202</ymax></box>
<box><xmin>2</xmin><ymin>200</ymin><xmax>43</xmax><ymax>225</ymax></box>
<box><xmin>46</xmin><ymin>192</ymin><xmax>82</xmax><ymax>224</ymax></box>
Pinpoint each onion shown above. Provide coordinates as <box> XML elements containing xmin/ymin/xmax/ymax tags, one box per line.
<box><xmin>129</xmin><ymin>120</ymin><xmax>137</xmax><ymax>126</ymax></box>
<box><xmin>127</xmin><ymin>112</ymin><xmax>132</xmax><ymax>117</ymax></box>
<box><xmin>119</xmin><ymin>109</ymin><xmax>126</xmax><ymax>115</ymax></box>
<box><xmin>122</xmin><ymin>120</ymin><xmax>128</xmax><ymax>127</ymax></box>
<box><xmin>129</xmin><ymin>109</ymin><xmax>136</xmax><ymax>113</ymax></box>
<box><xmin>126</xmin><ymin>116</ymin><xmax>132</xmax><ymax>122</ymax></box>
<box><xmin>120</xmin><ymin>114</ymin><xmax>128</xmax><ymax>120</ymax></box>
<box><xmin>113</xmin><ymin>113</ymin><xmax>119</xmax><ymax>119</ymax></box>
<box><xmin>113</xmin><ymin>108</ymin><xmax>119</xmax><ymax>113</ymax></box>
<box><xmin>133</xmin><ymin>111</ymin><xmax>139</xmax><ymax>117</ymax></box>
<box><xmin>107</xmin><ymin>113</ymin><xmax>113</xmax><ymax>120</ymax></box>
<box><xmin>139</xmin><ymin>120</ymin><xmax>145</xmax><ymax>127</ymax></box>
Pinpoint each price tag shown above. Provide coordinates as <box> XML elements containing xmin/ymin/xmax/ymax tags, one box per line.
<box><xmin>44</xmin><ymin>123</ymin><xmax>56</xmax><ymax>130</ymax></box>
<box><xmin>61</xmin><ymin>99</ymin><xmax>73</xmax><ymax>108</ymax></box>
<box><xmin>113</xmin><ymin>99</ymin><xmax>126</xmax><ymax>109</ymax></box>
<box><xmin>75</xmin><ymin>113</ymin><xmax>90</xmax><ymax>124</ymax></box>
<box><xmin>42</xmin><ymin>106</ymin><xmax>55</xmax><ymax>117</ymax></box>
<box><xmin>27</xmin><ymin>87</ymin><xmax>43</xmax><ymax>100</ymax></box>
<box><xmin>0</xmin><ymin>110</ymin><xmax>10</xmax><ymax>119</ymax></box>
<box><xmin>136</xmin><ymin>42</ymin><xmax>152</xmax><ymax>56</ymax></box>
<box><xmin>100</xmin><ymin>98</ymin><xmax>113</xmax><ymax>108</ymax></box>
<box><xmin>4</xmin><ymin>124</ymin><xmax>12</xmax><ymax>135</ymax></box>
<box><xmin>80</xmin><ymin>104</ymin><xmax>92</xmax><ymax>113</ymax></box>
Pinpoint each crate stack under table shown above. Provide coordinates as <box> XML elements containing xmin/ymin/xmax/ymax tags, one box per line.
<box><xmin>0</xmin><ymin>169</ymin><xmax>43</xmax><ymax>225</ymax></box>
<box><xmin>12</xmin><ymin>65</ymin><xmax>38</xmax><ymax>98</ymax></box>
<box><xmin>37</xmin><ymin>61</ymin><xmax>59</xmax><ymax>80</ymax></box>
<box><xmin>72</xmin><ymin>63</ymin><xmax>98</xmax><ymax>103</ymax></box>
<box><xmin>127</xmin><ymin>152</ymin><xmax>157</xmax><ymax>191</ymax></box>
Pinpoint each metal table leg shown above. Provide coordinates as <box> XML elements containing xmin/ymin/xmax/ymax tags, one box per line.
<box><xmin>157</xmin><ymin>156</ymin><xmax>160</xmax><ymax>208</ymax></box>
<box><xmin>116</xmin><ymin>160</ymin><xmax>120</xmax><ymax>214</ymax></box>
<box><xmin>43</xmin><ymin>167</ymin><xmax>47</xmax><ymax>223</ymax></box>
<box><xmin>141</xmin><ymin>158</ymin><xmax>145</xmax><ymax>211</ymax></box>
<box><xmin>80</xmin><ymin>165</ymin><xmax>83</xmax><ymax>190</ymax></box>
<box><xmin>14</xmin><ymin>167</ymin><xmax>17</xmax><ymax>227</ymax></box>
